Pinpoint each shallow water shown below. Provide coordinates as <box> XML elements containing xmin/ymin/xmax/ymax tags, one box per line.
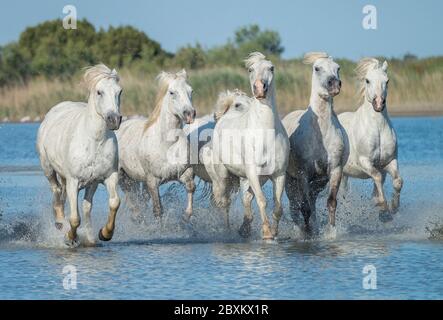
<box><xmin>0</xmin><ymin>117</ymin><xmax>442</xmax><ymax>299</ymax></box>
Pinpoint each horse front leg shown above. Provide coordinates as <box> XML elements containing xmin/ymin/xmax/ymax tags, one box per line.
<box><xmin>82</xmin><ymin>183</ymin><xmax>98</xmax><ymax>245</ymax></box>
<box><xmin>65</xmin><ymin>178</ymin><xmax>80</xmax><ymax>247</ymax></box>
<box><xmin>271</xmin><ymin>174</ymin><xmax>285</xmax><ymax>238</ymax></box>
<box><xmin>360</xmin><ymin>158</ymin><xmax>389</xmax><ymax>212</ymax></box>
<box><xmin>246</xmin><ymin>167</ymin><xmax>272</xmax><ymax>240</ymax></box>
<box><xmin>212</xmin><ymin>180</ymin><xmax>231</xmax><ymax>230</ymax></box>
<box><xmin>179</xmin><ymin>167</ymin><xmax>195</xmax><ymax>222</ymax></box>
<box><xmin>47</xmin><ymin>171</ymin><xmax>66</xmax><ymax>230</ymax></box>
<box><xmin>239</xmin><ymin>178</ymin><xmax>254</xmax><ymax>238</ymax></box>
<box><xmin>384</xmin><ymin>159</ymin><xmax>403</xmax><ymax>213</ymax></box>
<box><xmin>99</xmin><ymin>172</ymin><xmax>120</xmax><ymax>241</ymax></box>
<box><xmin>146</xmin><ymin>176</ymin><xmax>162</xmax><ymax>221</ymax></box>
<box><xmin>325</xmin><ymin>167</ymin><xmax>342</xmax><ymax>239</ymax></box>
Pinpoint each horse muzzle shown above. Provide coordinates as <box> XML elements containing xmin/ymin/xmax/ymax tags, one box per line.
<box><xmin>253</xmin><ymin>79</ymin><xmax>268</xmax><ymax>99</ymax></box>
<box><xmin>183</xmin><ymin>109</ymin><xmax>196</xmax><ymax>124</ymax></box>
<box><xmin>105</xmin><ymin>113</ymin><xmax>122</xmax><ymax>130</ymax></box>
<box><xmin>372</xmin><ymin>97</ymin><xmax>386</xmax><ymax>112</ymax></box>
<box><xmin>327</xmin><ymin>78</ymin><xmax>341</xmax><ymax>97</ymax></box>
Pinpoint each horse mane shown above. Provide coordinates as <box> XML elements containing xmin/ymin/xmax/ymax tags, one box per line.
<box><xmin>355</xmin><ymin>58</ymin><xmax>380</xmax><ymax>80</ymax></box>
<box><xmin>144</xmin><ymin>70</ymin><xmax>187</xmax><ymax>131</ymax></box>
<box><xmin>244</xmin><ymin>52</ymin><xmax>266</xmax><ymax>69</ymax></box>
<box><xmin>214</xmin><ymin>89</ymin><xmax>247</xmax><ymax>122</ymax></box>
<box><xmin>83</xmin><ymin>64</ymin><xmax>119</xmax><ymax>92</ymax></box>
<box><xmin>303</xmin><ymin>52</ymin><xmax>329</xmax><ymax>65</ymax></box>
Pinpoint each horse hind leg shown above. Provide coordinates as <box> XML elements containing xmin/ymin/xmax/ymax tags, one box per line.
<box><xmin>46</xmin><ymin>171</ymin><xmax>65</xmax><ymax>230</ymax></box>
<box><xmin>179</xmin><ymin>168</ymin><xmax>195</xmax><ymax>222</ymax></box>
<box><xmin>285</xmin><ymin>174</ymin><xmax>304</xmax><ymax>229</ymax></box>
<box><xmin>120</xmin><ymin>170</ymin><xmax>145</xmax><ymax>224</ymax></box>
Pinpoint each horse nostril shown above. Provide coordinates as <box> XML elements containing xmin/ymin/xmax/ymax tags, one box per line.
<box><xmin>262</xmin><ymin>81</ymin><xmax>268</xmax><ymax>91</ymax></box>
<box><xmin>193</xmin><ymin>109</ymin><xmax>196</xmax><ymax>118</ymax></box>
<box><xmin>338</xmin><ymin>80</ymin><xmax>342</xmax><ymax>87</ymax></box>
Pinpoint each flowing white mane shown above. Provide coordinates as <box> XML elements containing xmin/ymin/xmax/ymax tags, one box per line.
<box><xmin>303</xmin><ymin>52</ymin><xmax>329</xmax><ymax>65</ymax></box>
<box><xmin>145</xmin><ymin>69</ymin><xmax>188</xmax><ymax>130</ymax></box>
<box><xmin>245</xmin><ymin>52</ymin><xmax>267</xmax><ymax>68</ymax></box>
<box><xmin>214</xmin><ymin>89</ymin><xmax>247</xmax><ymax>122</ymax></box>
<box><xmin>83</xmin><ymin>64</ymin><xmax>119</xmax><ymax>92</ymax></box>
<box><xmin>355</xmin><ymin>58</ymin><xmax>381</xmax><ymax>80</ymax></box>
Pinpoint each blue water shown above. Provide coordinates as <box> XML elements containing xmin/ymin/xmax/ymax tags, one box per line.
<box><xmin>0</xmin><ymin>117</ymin><xmax>442</xmax><ymax>299</ymax></box>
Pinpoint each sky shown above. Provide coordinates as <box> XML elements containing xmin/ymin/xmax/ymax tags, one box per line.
<box><xmin>0</xmin><ymin>0</ymin><xmax>442</xmax><ymax>60</ymax></box>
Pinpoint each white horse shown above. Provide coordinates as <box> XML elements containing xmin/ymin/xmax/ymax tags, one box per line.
<box><xmin>282</xmin><ymin>52</ymin><xmax>344</xmax><ymax>237</ymax></box>
<box><xmin>37</xmin><ymin>64</ymin><xmax>122</xmax><ymax>247</ymax></box>
<box><xmin>117</xmin><ymin>70</ymin><xmax>196</xmax><ymax>223</ymax></box>
<box><xmin>203</xmin><ymin>52</ymin><xmax>289</xmax><ymax>240</ymax></box>
<box><xmin>339</xmin><ymin>58</ymin><xmax>403</xmax><ymax>215</ymax></box>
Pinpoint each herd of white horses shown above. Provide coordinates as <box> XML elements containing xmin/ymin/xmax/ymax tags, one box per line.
<box><xmin>36</xmin><ymin>51</ymin><xmax>403</xmax><ymax>247</ymax></box>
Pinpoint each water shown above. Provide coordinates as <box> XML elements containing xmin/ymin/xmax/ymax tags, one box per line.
<box><xmin>0</xmin><ymin>117</ymin><xmax>442</xmax><ymax>299</ymax></box>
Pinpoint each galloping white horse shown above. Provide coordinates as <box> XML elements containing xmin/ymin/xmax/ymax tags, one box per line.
<box><xmin>203</xmin><ymin>52</ymin><xmax>289</xmax><ymax>239</ymax></box>
<box><xmin>283</xmin><ymin>52</ymin><xmax>344</xmax><ymax>237</ymax></box>
<box><xmin>37</xmin><ymin>64</ymin><xmax>122</xmax><ymax>247</ymax></box>
<box><xmin>339</xmin><ymin>58</ymin><xmax>403</xmax><ymax>214</ymax></box>
<box><xmin>117</xmin><ymin>70</ymin><xmax>196</xmax><ymax>223</ymax></box>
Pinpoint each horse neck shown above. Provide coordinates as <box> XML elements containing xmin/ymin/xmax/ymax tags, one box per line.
<box><xmin>309</xmin><ymin>90</ymin><xmax>335</xmax><ymax>124</ymax></box>
<box><xmin>150</xmin><ymin>99</ymin><xmax>182</xmax><ymax>143</ymax></box>
<box><xmin>86</xmin><ymin>95</ymin><xmax>108</xmax><ymax>141</ymax></box>
<box><xmin>360</xmin><ymin>99</ymin><xmax>390</xmax><ymax>124</ymax></box>
<box><xmin>251</xmin><ymin>83</ymin><xmax>278</xmax><ymax>127</ymax></box>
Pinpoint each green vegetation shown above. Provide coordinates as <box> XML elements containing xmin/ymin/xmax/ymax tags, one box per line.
<box><xmin>0</xmin><ymin>19</ymin><xmax>442</xmax><ymax>120</ymax></box>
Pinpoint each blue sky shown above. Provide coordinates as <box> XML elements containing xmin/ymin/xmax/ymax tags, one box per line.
<box><xmin>0</xmin><ymin>0</ymin><xmax>442</xmax><ymax>60</ymax></box>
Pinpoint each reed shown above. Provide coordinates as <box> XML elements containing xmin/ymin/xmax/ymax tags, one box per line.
<box><xmin>1</xmin><ymin>59</ymin><xmax>443</xmax><ymax>121</ymax></box>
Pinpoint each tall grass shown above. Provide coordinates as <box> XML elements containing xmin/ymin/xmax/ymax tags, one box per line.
<box><xmin>1</xmin><ymin>58</ymin><xmax>443</xmax><ymax>121</ymax></box>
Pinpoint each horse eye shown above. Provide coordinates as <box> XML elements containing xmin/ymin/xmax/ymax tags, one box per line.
<box><xmin>169</xmin><ymin>91</ymin><xmax>175</xmax><ymax>96</ymax></box>
<box><xmin>235</xmin><ymin>103</ymin><xmax>241</xmax><ymax>109</ymax></box>
<box><xmin>315</xmin><ymin>67</ymin><xmax>320</xmax><ymax>72</ymax></box>
<box><xmin>366</xmin><ymin>79</ymin><xmax>370</xmax><ymax>84</ymax></box>
<box><xmin>270</xmin><ymin>66</ymin><xmax>274</xmax><ymax>72</ymax></box>
<box><xmin>248</xmin><ymin>68</ymin><xmax>253</xmax><ymax>73</ymax></box>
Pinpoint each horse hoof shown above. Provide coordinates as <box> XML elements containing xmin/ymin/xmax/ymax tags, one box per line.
<box><xmin>323</xmin><ymin>225</ymin><xmax>337</xmax><ymax>240</ymax></box>
<box><xmin>238</xmin><ymin>222</ymin><xmax>251</xmax><ymax>238</ymax></box>
<box><xmin>98</xmin><ymin>228</ymin><xmax>113</xmax><ymax>242</ymax></box>
<box><xmin>379</xmin><ymin>211</ymin><xmax>394</xmax><ymax>223</ymax></box>
<box><xmin>262</xmin><ymin>225</ymin><xmax>274</xmax><ymax>240</ymax></box>
<box><xmin>64</xmin><ymin>234</ymin><xmax>80</xmax><ymax>248</ymax></box>
<box><xmin>55</xmin><ymin>222</ymin><xmax>64</xmax><ymax>230</ymax></box>
<box><xmin>262</xmin><ymin>235</ymin><xmax>274</xmax><ymax>241</ymax></box>
<box><xmin>271</xmin><ymin>225</ymin><xmax>279</xmax><ymax>238</ymax></box>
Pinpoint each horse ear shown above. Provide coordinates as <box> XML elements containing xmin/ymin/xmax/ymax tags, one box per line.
<box><xmin>177</xmin><ymin>69</ymin><xmax>187</xmax><ymax>79</ymax></box>
<box><xmin>382</xmin><ymin>61</ymin><xmax>388</xmax><ymax>72</ymax></box>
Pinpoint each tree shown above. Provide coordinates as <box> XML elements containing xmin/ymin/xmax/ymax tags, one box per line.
<box><xmin>18</xmin><ymin>19</ymin><xmax>97</xmax><ymax>77</ymax></box>
<box><xmin>94</xmin><ymin>26</ymin><xmax>167</xmax><ymax>68</ymax></box>
<box><xmin>174</xmin><ymin>43</ymin><xmax>206</xmax><ymax>69</ymax></box>
<box><xmin>234</xmin><ymin>25</ymin><xmax>284</xmax><ymax>57</ymax></box>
